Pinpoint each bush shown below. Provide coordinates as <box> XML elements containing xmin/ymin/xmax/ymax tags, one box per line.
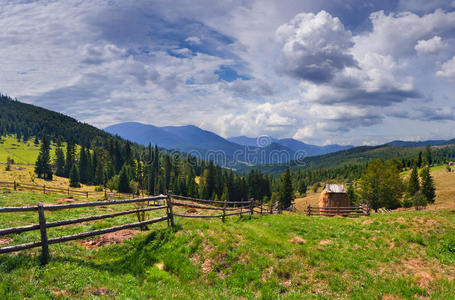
<box><xmin>412</xmin><ymin>193</ymin><xmax>427</xmax><ymax>210</ymax></box>
<box><xmin>106</xmin><ymin>175</ymin><xmax>119</xmax><ymax>192</ymax></box>
<box><xmin>129</xmin><ymin>180</ymin><xmax>139</xmax><ymax>195</ymax></box>
<box><xmin>95</xmin><ymin>185</ymin><xmax>104</xmax><ymax>192</ymax></box>
<box><xmin>402</xmin><ymin>196</ymin><xmax>413</xmax><ymax>208</ymax></box>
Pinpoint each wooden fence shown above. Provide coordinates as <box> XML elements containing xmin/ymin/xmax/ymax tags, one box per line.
<box><xmin>0</xmin><ymin>181</ymin><xmax>136</xmax><ymax>199</ymax></box>
<box><xmin>0</xmin><ymin>192</ymin><xmax>278</xmax><ymax>263</ymax></box>
<box><xmin>306</xmin><ymin>205</ymin><xmax>370</xmax><ymax>217</ymax></box>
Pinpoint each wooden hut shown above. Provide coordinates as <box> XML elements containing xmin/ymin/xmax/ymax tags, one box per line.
<box><xmin>319</xmin><ymin>184</ymin><xmax>350</xmax><ymax>207</ymax></box>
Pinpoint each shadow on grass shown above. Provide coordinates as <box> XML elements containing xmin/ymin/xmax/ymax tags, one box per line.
<box><xmin>0</xmin><ymin>225</ymin><xmax>183</xmax><ymax>277</ymax></box>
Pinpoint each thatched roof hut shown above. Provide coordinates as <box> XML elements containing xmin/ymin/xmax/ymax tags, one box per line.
<box><xmin>319</xmin><ymin>184</ymin><xmax>350</xmax><ymax>208</ymax></box>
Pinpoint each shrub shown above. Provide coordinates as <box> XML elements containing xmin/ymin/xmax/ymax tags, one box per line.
<box><xmin>95</xmin><ymin>185</ymin><xmax>104</xmax><ymax>192</ymax></box>
<box><xmin>412</xmin><ymin>193</ymin><xmax>427</xmax><ymax>210</ymax></box>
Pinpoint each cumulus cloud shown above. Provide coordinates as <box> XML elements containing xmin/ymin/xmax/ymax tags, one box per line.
<box><xmin>415</xmin><ymin>36</ymin><xmax>447</xmax><ymax>54</ymax></box>
<box><xmin>276</xmin><ymin>11</ymin><xmax>357</xmax><ymax>83</ymax></box>
<box><xmin>436</xmin><ymin>56</ymin><xmax>455</xmax><ymax>80</ymax></box>
<box><xmin>0</xmin><ymin>0</ymin><xmax>454</xmax><ymax>145</ymax></box>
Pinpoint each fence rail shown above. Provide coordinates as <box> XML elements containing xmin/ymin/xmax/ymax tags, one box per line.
<box><xmin>0</xmin><ymin>192</ymin><xmax>279</xmax><ymax>263</ymax></box>
<box><xmin>0</xmin><ymin>180</ymin><xmax>137</xmax><ymax>199</ymax></box>
<box><xmin>306</xmin><ymin>205</ymin><xmax>370</xmax><ymax>217</ymax></box>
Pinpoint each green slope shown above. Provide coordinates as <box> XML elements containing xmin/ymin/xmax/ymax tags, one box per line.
<box><xmin>1</xmin><ymin>191</ymin><xmax>455</xmax><ymax>298</ymax></box>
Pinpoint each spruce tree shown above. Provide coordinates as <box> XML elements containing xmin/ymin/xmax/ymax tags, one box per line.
<box><xmin>78</xmin><ymin>146</ymin><xmax>89</xmax><ymax>184</ymax></box>
<box><xmin>424</xmin><ymin>145</ymin><xmax>432</xmax><ymax>166</ymax></box>
<box><xmin>420</xmin><ymin>167</ymin><xmax>436</xmax><ymax>204</ymax></box>
<box><xmin>54</xmin><ymin>145</ymin><xmax>65</xmax><ymax>177</ymax></box>
<box><xmin>118</xmin><ymin>164</ymin><xmax>131</xmax><ymax>193</ymax></box>
<box><xmin>35</xmin><ymin>136</ymin><xmax>53</xmax><ymax>180</ymax></box>
<box><xmin>279</xmin><ymin>168</ymin><xmax>294</xmax><ymax>210</ymax></box>
<box><xmin>64</xmin><ymin>141</ymin><xmax>75</xmax><ymax>177</ymax></box>
<box><xmin>407</xmin><ymin>167</ymin><xmax>420</xmax><ymax>196</ymax></box>
<box><xmin>69</xmin><ymin>164</ymin><xmax>80</xmax><ymax>188</ymax></box>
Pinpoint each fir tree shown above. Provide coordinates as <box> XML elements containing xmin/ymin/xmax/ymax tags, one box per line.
<box><xmin>420</xmin><ymin>167</ymin><xmax>436</xmax><ymax>204</ymax></box>
<box><xmin>279</xmin><ymin>168</ymin><xmax>294</xmax><ymax>210</ymax></box>
<box><xmin>64</xmin><ymin>141</ymin><xmax>75</xmax><ymax>177</ymax></box>
<box><xmin>35</xmin><ymin>136</ymin><xmax>53</xmax><ymax>180</ymax></box>
<box><xmin>118</xmin><ymin>164</ymin><xmax>131</xmax><ymax>193</ymax></box>
<box><xmin>424</xmin><ymin>145</ymin><xmax>432</xmax><ymax>166</ymax></box>
<box><xmin>407</xmin><ymin>167</ymin><xmax>420</xmax><ymax>196</ymax></box>
<box><xmin>5</xmin><ymin>156</ymin><xmax>12</xmax><ymax>171</ymax></box>
<box><xmin>78</xmin><ymin>146</ymin><xmax>89</xmax><ymax>184</ymax></box>
<box><xmin>69</xmin><ymin>164</ymin><xmax>80</xmax><ymax>188</ymax></box>
<box><xmin>54</xmin><ymin>145</ymin><xmax>65</xmax><ymax>177</ymax></box>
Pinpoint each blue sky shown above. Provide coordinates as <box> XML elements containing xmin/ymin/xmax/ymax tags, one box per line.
<box><xmin>1</xmin><ymin>0</ymin><xmax>455</xmax><ymax>145</ymax></box>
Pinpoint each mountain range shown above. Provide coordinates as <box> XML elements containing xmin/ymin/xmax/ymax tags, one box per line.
<box><xmin>104</xmin><ymin>122</ymin><xmax>354</xmax><ymax>168</ymax></box>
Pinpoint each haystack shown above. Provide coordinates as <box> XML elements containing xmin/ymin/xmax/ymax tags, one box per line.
<box><xmin>319</xmin><ymin>184</ymin><xmax>350</xmax><ymax>207</ymax></box>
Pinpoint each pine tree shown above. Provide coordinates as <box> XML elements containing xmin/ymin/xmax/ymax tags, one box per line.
<box><xmin>35</xmin><ymin>136</ymin><xmax>53</xmax><ymax>180</ymax></box>
<box><xmin>64</xmin><ymin>141</ymin><xmax>75</xmax><ymax>177</ymax></box>
<box><xmin>279</xmin><ymin>168</ymin><xmax>294</xmax><ymax>210</ymax></box>
<box><xmin>78</xmin><ymin>146</ymin><xmax>89</xmax><ymax>184</ymax></box>
<box><xmin>54</xmin><ymin>145</ymin><xmax>65</xmax><ymax>176</ymax></box>
<box><xmin>347</xmin><ymin>184</ymin><xmax>356</xmax><ymax>205</ymax></box>
<box><xmin>424</xmin><ymin>145</ymin><xmax>432</xmax><ymax>166</ymax></box>
<box><xmin>407</xmin><ymin>167</ymin><xmax>420</xmax><ymax>196</ymax></box>
<box><xmin>69</xmin><ymin>164</ymin><xmax>80</xmax><ymax>188</ymax></box>
<box><xmin>94</xmin><ymin>159</ymin><xmax>105</xmax><ymax>186</ymax></box>
<box><xmin>118</xmin><ymin>164</ymin><xmax>131</xmax><ymax>193</ymax></box>
<box><xmin>5</xmin><ymin>156</ymin><xmax>12</xmax><ymax>171</ymax></box>
<box><xmin>417</xmin><ymin>152</ymin><xmax>423</xmax><ymax>168</ymax></box>
<box><xmin>420</xmin><ymin>167</ymin><xmax>436</xmax><ymax>204</ymax></box>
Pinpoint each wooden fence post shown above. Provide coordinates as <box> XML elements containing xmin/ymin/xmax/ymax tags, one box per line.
<box><xmin>13</xmin><ymin>180</ymin><xmax>17</xmax><ymax>191</ymax></box>
<box><xmin>67</xmin><ymin>188</ymin><xmax>70</xmax><ymax>195</ymax></box>
<box><xmin>86</xmin><ymin>191</ymin><xmax>88</xmax><ymax>198</ymax></box>
<box><xmin>43</xmin><ymin>184</ymin><xmax>46</xmax><ymax>194</ymax></box>
<box><xmin>166</xmin><ymin>191</ymin><xmax>174</xmax><ymax>227</ymax></box>
<box><xmin>249</xmin><ymin>198</ymin><xmax>254</xmax><ymax>215</ymax></box>
<box><xmin>260</xmin><ymin>198</ymin><xmax>263</xmax><ymax>215</ymax></box>
<box><xmin>270</xmin><ymin>200</ymin><xmax>273</xmax><ymax>214</ymax></box>
<box><xmin>307</xmin><ymin>205</ymin><xmax>311</xmax><ymax>216</ymax></box>
<box><xmin>37</xmin><ymin>202</ymin><xmax>49</xmax><ymax>264</ymax></box>
<box><xmin>222</xmin><ymin>197</ymin><xmax>227</xmax><ymax>223</ymax></box>
<box><xmin>104</xmin><ymin>189</ymin><xmax>107</xmax><ymax>200</ymax></box>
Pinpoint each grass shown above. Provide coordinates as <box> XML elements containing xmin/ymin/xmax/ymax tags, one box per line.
<box><xmin>0</xmin><ymin>135</ymin><xmax>43</xmax><ymax>164</ymax></box>
<box><xmin>1</xmin><ymin>189</ymin><xmax>455</xmax><ymax>298</ymax></box>
<box><xmin>0</xmin><ymin>164</ymin><xmax>98</xmax><ymax>193</ymax></box>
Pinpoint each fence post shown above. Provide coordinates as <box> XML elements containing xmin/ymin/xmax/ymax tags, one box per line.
<box><xmin>104</xmin><ymin>189</ymin><xmax>107</xmax><ymax>200</ymax></box>
<box><xmin>260</xmin><ymin>198</ymin><xmax>263</xmax><ymax>215</ymax></box>
<box><xmin>86</xmin><ymin>191</ymin><xmax>88</xmax><ymax>198</ymax></box>
<box><xmin>166</xmin><ymin>191</ymin><xmax>174</xmax><ymax>227</ymax></box>
<box><xmin>37</xmin><ymin>202</ymin><xmax>49</xmax><ymax>264</ymax></box>
<box><xmin>307</xmin><ymin>205</ymin><xmax>310</xmax><ymax>216</ymax></box>
<box><xmin>222</xmin><ymin>197</ymin><xmax>227</xmax><ymax>223</ymax></box>
<box><xmin>249</xmin><ymin>198</ymin><xmax>254</xmax><ymax>215</ymax></box>
<box><xmin>14</xmin><ymin>180</ymin><xmax>17</xmax><ymax>191</ymax></box>
<box><xmin>67</xmin><ymin>188</ymin><xmax>70</xmax><ymax>195</ymax></box>
<box><xmin>43</xmin><ymin>184</ymin><xmax>46</xmax><ymax>194</ymax></box>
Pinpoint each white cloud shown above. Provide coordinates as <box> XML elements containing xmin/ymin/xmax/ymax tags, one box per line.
<box><xmin>185</xmin><ymin>36</ymin><xmax>202</xmax><ymax>44</ymax></box>
<box><xmin>276</xmin><ymin>11</ymin><xmax>356</xmax><ymax>83</ymax></box>
<box><xmin>436</xmin><ymin>56</ymin><xmax>455</xmax><ymax>80</ymax></box>
<box><xmin>415</xmin><ymin>36</ymin><xmax>447</xmax><ymax>54</ymax></box>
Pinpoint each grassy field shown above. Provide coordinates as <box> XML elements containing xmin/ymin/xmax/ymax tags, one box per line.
<box><xmin>0</xmin><ymin>135</ymin><xmax>43</xmax><ymax>164</ymax></box>
<box><xmin>0</xmin><ymin>164</ymin><xmax>98</xmax><ymax>193</ymax></box>
<box><xmin>1</xmin><ymin>189</ymin><xmax>455</xmax><ymax>299</ymax></box>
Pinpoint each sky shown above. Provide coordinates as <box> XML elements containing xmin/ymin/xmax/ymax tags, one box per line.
<box><xmin>1</xmin><ymin>0</ymin><xmax>455</xmax><ymax>146</ymax></box>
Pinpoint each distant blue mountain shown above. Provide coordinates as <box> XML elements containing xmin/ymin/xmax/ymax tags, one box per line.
<box><xmin>386</xmin><ymin>140</ymin><xmax>448</xmax><ymax>147</ymax></box>
<box><xmin>105</xmin><ymin>122</ymin><xmax>356</xmax><ymax>168</ymax></box>
<box><xmin>228</xmin><ymin>136</ymin><xmax>353</xmax><ymax>156</ymax></box>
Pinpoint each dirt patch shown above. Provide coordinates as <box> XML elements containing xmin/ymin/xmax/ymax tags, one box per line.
<box><xmin>289</xmin><ymin>236</ymin><xmax>306</xmax><ymax>244</ymax></box>
<box><xmin>319</xmin><ymin>240</ymin><xmax>333</xmax><ymax>246</ymax></box>
<box><xmin>78</xmin><ymin>230</ymin><xmax>142</xmax><ymax>248</ymax></box>
<box><xmin>262</xmin><ymin>266</ymin><xmax>274</xmax><ymax>282</ymax></box>
<box><xmin>186</xmin><ymin>208</ymin><xmax>198</xmax><ymax>214</ymax></box>
<box><xmin>51</xmin><ymin>289</ymin><xmax>70</xmax><ymax>297</ymax></box>
<box><xmin>362</xmin><ymin>219</ymin><xmax>374</xmax><ymax>226</ymax></box>
<box><xmin>57</xmin><ymin>197</ymin><xmax>78</xmax><ymax>204</ymax></box>
<box><xmin>0</xmin><ymin>238</ymin><xmax>12</xmax><ymax>245</ymax></box>
<box><xmin>201</xmin><ymin>258</ymin><xmax>214</xmax><ymax>274</ymax></box>
<box><xmin>85</xmin><ymin>287</ymin><xmax>110</xmax><ymax>296</ymax></box>
<box><xmin>414</xmin><ymin>271</ymin><xmax>434</xmax><ymax>289</ymax></box>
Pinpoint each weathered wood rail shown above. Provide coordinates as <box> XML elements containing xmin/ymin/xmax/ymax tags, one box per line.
<box><xmin>0</xmin><ymin>180</ymin><xmax>136</xmax><ymax>199</ymax></box>
<box><xmin>0</xmin><ymin>192</ymin><xmax>279</xmax><ymax>263</ymax></box>
<box><xmin>0</xmin><ymin>194</ymin><xmax>169</xmax><ymax>263</ymax></box>
<box><xmin>306</xmin><ymin>205</ymin><xmax>370</xmax><ymax>217</ymax></box>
